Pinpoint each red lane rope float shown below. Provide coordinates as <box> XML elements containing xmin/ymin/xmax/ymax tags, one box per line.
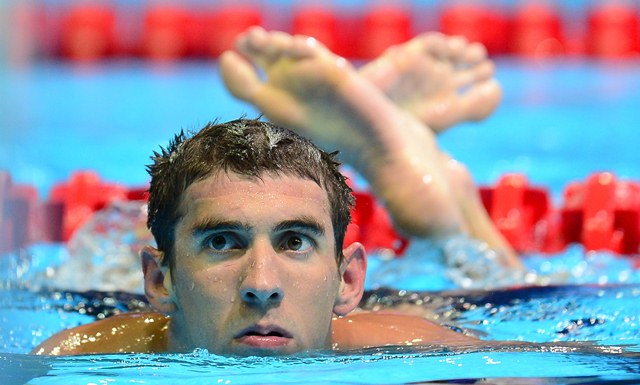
<box><xmin>357</xmin><ymin>4</ymin><xmax>413</xmax><ymax>60</ymax></box>
<box><xmin>139</xmin><ymin>4</ymin><xmax>194</xmax><ymax>61</ymax></box>
<box><xmin>345</xmin><ymin>189</ymin><xmax>409</xmax><ymax>257</ymax></box>
<box><xmin>292</xmin><ymin>5</ymin><xmax>341</xmax><ymax>56</ymax></box>
<box><xmin>45</xmin><ymin>171</ymin><xmax>129</xmax><ymax>242</ymax></box>
<box><xmin>479</xmin><ymin>173</ymin><xmax>552</xmax><ymax>254</ymax></box>
<box><xmin>560</xmin><ymin>172</ymin><xmax>640</xmax><ymax>255</ymax></box>
<box><xmin>510</xmin><ymin>2</ymin><xmax>566</xmax><ymax>58</ymax></box>
<box><xmin>345</xmin><ymin>171</ymin><xmax>640</xmax><ymax>257</ymax></box>
<box><xmin>59</xmin><ymin>4</ymin><xmax>117</xmax><ymax>62</ymax></box>
<box><xmin>1</xmin><ymin>170</ymin><xmax>639</xmax><ymax>259</ymax></box>
<box><xmin>199</xmin><ymin>5</ymin><xmax>263</xmax><ymax>59</ymax></box>
<box><xmin>439</xmin><ymin>3</ymin><xmax>510</xmax><ymax>56</ymax></box>
<box><xmin>27</xmin><ymin>2</ymin><xmax>640</xmax><ymax>61</ymax></box>
<box><xmin>586</xmin><ymin>2</ymin><xmax>640</xmax><ymax>59</ymax></box>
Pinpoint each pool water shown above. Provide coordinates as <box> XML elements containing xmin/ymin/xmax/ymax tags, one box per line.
<box><xmin>2</xmin><ymin>59</ymin><xmax>639</xmax><ymax>197</ymax></box>
<box><xmin>3</xmin><ymin>344</ymin><xmax>640</xmax><ymax>384</ymax></box>
<box><xmin>2</xmin><ymin>274</ymin><xmax>639</xmax><ymax>383</ymax></box>
<box><xmin>2</xmin><ymin>229</ymin><xmax>640</xmax><ymax>383</ymax></box>
<box><xmin>2</xmin><ymin>59</ymin><xmax>640</xmax><ymax>383</ymax></box>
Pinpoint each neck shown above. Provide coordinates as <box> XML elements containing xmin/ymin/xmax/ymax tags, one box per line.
<box><xmin>165</xmin><ymin>312</ymin><xmax>193</xmax><ymax>353</ymax></box>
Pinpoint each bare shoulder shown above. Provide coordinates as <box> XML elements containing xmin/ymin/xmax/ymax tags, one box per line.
<box><xmin>31</xmin><ymin>312</ymin><xmax>170</xmax><ymax>356</ymax></box>
<box><xmin>332</xmin><ymin>311</ymin><xmax>477</xmax><ymax>351</ymax></box>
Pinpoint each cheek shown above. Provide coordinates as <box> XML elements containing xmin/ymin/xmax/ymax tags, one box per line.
<box><xmin>293</xmin><ymin>266</ymin><xmax>341</xmax><ymax>308</ymax></box>
<box><xmin>174</xmin><ymin>264</ymin><xmax>237</xmax><ymax>306</ymax></box>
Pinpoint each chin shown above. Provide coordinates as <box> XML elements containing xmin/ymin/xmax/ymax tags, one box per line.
<box><xmin>229</xmin><ymin>345</ymin><xmax>299</xmax><ymax>357</ymax></box>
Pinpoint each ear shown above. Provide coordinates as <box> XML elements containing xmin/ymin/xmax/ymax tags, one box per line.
<box><xmin>141</xmin><ymin>245</ymin><xmax>177</xmax><ymax>314</ymax></box>
<box><xmin>333</xmin><ymin>242</ymin><xmax>367</xmax><ymax>316</ymax></box>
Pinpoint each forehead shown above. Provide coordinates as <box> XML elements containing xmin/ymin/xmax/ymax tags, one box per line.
<box><xmin>178</xmin><ymin>171</ymin><xmax>333</xmax><ymax>225</ymax></box>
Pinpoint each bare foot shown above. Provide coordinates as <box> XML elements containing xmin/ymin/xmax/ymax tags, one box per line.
<box><xmin>219</xmin><ymin>28</ymin><xmax>385</xmax><ymax>168</ymax></box>
<box><xmin>219</xmin><ymin>26</ymin><xmax>465</xmax><ymax>238</ymax></box>
<box><xmin>359</xmin><ymin>32</ymin><xmax>502</xmax><ymax>133</ymax></box>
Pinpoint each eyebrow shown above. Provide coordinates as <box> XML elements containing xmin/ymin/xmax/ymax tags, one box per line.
<box><xmin>273</xmin><ymin>217</ymin><xmax>326</xmax><ymax>236</ymax></box>
<box><xmin>192</xmin><ymin>219</ymin><xmax>249</xmax><ymax>238</ymax></box>
<box><xmin>191</xmin><ymin>216</ymin><xmax>326</xmax><ymax>238</ymax></box>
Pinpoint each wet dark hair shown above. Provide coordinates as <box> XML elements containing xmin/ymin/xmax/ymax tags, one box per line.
<box><xmin>146</xmin><ymin>118</ymin><xmax>354</xmax><ymax>268</ymax></box>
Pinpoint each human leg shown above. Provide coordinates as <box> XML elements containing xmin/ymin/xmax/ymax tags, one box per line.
<box><xmin>219</xmin><ymin>27</ymin><xmax>519</xmax><ymax>268</ymax></box>
<box><xmin>359</xmin><ymin>33</ymin><xmax>518</xmax><ymax>266</ymax></box>
<box><xmin>439</xmin><ymin>153</ymin><xmax>521</xmax><ymax>269</ymax></box>
<box><xmin>220</xmin><ymin>26</ymin><xmax>464</xmax><ymax>239</ymax></box>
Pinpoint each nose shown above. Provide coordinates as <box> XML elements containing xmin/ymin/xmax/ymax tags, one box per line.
<box><xmin>240</xmin><ymin>285</ymin><xmax>283</xmax><ymax>307</ymax></box>
<box><xmin>240</xmin><ymin>246</ymin><xmax>284</xmax><ymax>308</ymax></box>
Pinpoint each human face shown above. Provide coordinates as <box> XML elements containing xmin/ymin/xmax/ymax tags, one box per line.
<box><xmin>166</xmin><ymin>171</ymin><xmax>342</xmax><ymax>356</ymax></box>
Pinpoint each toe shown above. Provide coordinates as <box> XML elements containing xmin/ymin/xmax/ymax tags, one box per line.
<box><xmin>463</xmin><ymin>42</ymin><xmax>488</xmax><ymax>65</ymax></box>
<box><xmin>219</xmin><ymin>50</ymin><xmax>262</xmax><ymax>103</ymax></box>
<box><xmin>446</xmin><ymin>36</ymin><xmax>470</xmax><ymax>64</ymax></box>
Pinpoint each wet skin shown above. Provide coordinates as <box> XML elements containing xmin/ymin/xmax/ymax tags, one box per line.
<box><xmin>142</xmin><ymin>171</ymin><xmax>365</xmax><ymax>356</ymax></box>
<box><xmin>31</xmin><ymin>172</ymin><xmax>477</xmax><ymax>357</ymax></box>
<box><xmin>31</xmin><ymin>310</ymin><xmax>478</xmax><ymax>356</ymax></box>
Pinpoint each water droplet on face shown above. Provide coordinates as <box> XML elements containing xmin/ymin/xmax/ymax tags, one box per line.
<box><xmin>190</xmin><ymin>282</ymin><xmax>195</xmax><ymax>291</ymax></box>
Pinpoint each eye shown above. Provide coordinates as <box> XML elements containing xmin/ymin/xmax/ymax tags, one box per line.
<box><xmin>279</xmin><ymin>233</ymin><xmax>314</xmax><ymax>252</ymax></box>
<box><xmin>205</xmin><ymin>233</ymin><xmax>242</xmax><ymax>251</ymax></box>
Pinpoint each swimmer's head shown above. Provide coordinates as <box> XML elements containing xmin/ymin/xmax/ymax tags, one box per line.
<box><xmin>146</xmin><ymin>118</ymin><xmax>354</xmax><ymax>268</ymax></box>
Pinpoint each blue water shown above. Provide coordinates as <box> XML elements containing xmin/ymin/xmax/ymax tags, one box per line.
<box><xmin>3</xmin><ymin>346</ymin><xmax>640</xmax><ymax>384</ymax></box>
<box><xmin>2</xmin><ymin>237</ymin><xmax>640</xmax><ymax>383</ymax></box>
<box><xmin>2</xmin><ymin>279</ymin><xmax>639</xmax><ymax>383</ymax></box>
<box><xmin>2</xmin><ymin>59</ymin><xmax>640</xmax><ymax>199</ymax></box>
<box><xmin>2</xmin><ymin>60</ymin><xmax>640</xmax><ymax>383</ymax></box>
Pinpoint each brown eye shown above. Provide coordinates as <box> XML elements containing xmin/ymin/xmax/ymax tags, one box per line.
<box><xmin>205</xmin><ymin>233</ymin><xmax>241</xmax><ymax>251</ymax></box>
<box><xmin>287</xmin><ymin>236</ymin><xmax>303</xmax><ymax>250</ymax></box>
<box><xmin>280</xmin><ymin>233</ymin><xmax>313</xmax><ymax>252</ymax></box>
<box><xmin>209</xmin><ymin>235</ymin><xmax>228</xmax><ymax>250</ymax></box>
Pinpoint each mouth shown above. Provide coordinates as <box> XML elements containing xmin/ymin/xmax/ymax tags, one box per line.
<box><xmin>234</xmin><ymin>324</ymin><xmax>293</xmax><ymax>349</ymax></box>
